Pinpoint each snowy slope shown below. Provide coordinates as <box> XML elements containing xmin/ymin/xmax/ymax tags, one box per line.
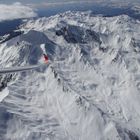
<box><xmin>0</xmin><ymin>11</ymin><xmax>140</xmax><ymax>140</ymax></box>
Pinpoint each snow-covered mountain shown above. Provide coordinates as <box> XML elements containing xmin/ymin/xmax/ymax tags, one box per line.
<box><xmin>0</xmin><ymin>11</ymin><xmax>140</xmax><ymax>140</ymax></box>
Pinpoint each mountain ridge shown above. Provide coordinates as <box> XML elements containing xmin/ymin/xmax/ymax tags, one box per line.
<box><xmin>0</xmin><ymin>11</ymin><xmax>139</xmax><ymax>140</ymax></box>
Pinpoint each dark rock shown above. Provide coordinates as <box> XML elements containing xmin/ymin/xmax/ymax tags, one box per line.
<box><xmin>56</xmin><ymin>25</ymin><xmax>101</xmax><ymax>44</ymax></box>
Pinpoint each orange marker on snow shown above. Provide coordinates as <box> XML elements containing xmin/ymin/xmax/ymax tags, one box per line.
<box><xmin>40</xmin><ymin>44</ymin><xmax>49</xmax><ymax>64</ymax></box>
<box><xmin>43</xmin><ymin>54</ymin><xmax>49</xmax><ymax>63</ymax></box>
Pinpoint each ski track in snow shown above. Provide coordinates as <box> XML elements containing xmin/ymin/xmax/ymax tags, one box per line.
<box><xmin>0</xmin><ymin>11</ymin><xmax>140</xmax><ymax>140</ymax></box>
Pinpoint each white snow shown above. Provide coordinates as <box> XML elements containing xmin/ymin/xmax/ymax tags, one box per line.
<box><xmin>0</xmin><ymin>11</ymin><xmax>140</xmax><ymax>140</ymax></box>
<box><xmin>0</xmin><ymin>88</ymin><xmax>9</xmax><ymax>102</ymax></box>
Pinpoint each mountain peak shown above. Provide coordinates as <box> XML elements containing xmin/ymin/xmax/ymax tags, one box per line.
<box><xmin>0</xmin><ymin>11</ymin><xmax>140</xmax><ymax>140</ymax></box>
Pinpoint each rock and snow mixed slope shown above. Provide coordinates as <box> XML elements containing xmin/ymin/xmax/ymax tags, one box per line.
<box><xmin>0</xmin><ymin>11</ymin><xmax>140</xmax><ymax>140</ymax></box>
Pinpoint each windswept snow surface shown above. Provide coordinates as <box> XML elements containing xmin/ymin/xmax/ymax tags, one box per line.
<box><xmin>0</xmin><ymin>11</ymin><xmax>140</xmax><ymax>140</ymax></box>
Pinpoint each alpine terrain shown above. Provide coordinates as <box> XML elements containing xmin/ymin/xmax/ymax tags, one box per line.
<box><xmin>0</xmin><ymin>11</ymin><xmax>140</xmax><ymax>140</ymax></box>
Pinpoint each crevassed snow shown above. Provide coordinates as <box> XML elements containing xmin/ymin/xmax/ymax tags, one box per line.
<box><xmin>0</xmin><ymin>11</ymin><xmax>140</xmax><ymax>140</ymax></box>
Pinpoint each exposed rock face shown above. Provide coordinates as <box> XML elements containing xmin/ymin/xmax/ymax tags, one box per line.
<box><xmin>56</xmin><ymin>25</ymin><xmax>101</xmax><ymax>44</ymax></box>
